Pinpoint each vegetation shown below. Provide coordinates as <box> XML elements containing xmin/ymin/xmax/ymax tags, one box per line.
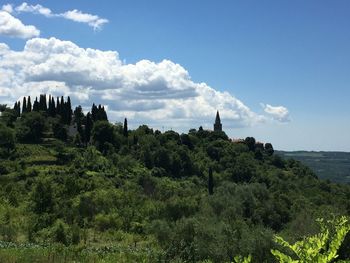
<box><xmin>277</xmin><ymin>151</ymin><xmax>350</xmax><ymax>184</ymax></box>
<box><xmin>0</xmin><ymin>95</ymin><xmax>349</xmax><ymax>262</ymax></box>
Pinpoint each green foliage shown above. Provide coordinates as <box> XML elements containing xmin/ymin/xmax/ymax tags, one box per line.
<box><xmin>15</xmin><ymin>111</ymin><xmax>46</xmax><ymax>143</ymax></box>
<box><xmin>92</xmin><ymin>120</ymin><xmax>120</xmax><ymax>153</ymax></box>
<box><xmin>0</xmin><ymin>96</ymin><xmax>349</xmax><ymax>262</ymax></box>
<box><xmin>233</xmin><ymin>254</ymin><xmax>252</xmax><ymax>263</ymax></box>
<box><xmin>0</xmin><ymin>123</ymin><xmax>15</xmax><ymax>154</ymax></box>
<box><xmin>271</xmin><ymin>216</ymin><xmax>350</xmax><ymax>262</ymax></box>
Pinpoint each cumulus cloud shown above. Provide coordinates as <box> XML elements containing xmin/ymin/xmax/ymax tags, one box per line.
<box><xmin>0</xmin><ymin>10</ymin><xmax>40</xmax><ymax>38</ymax></box>
<box><xmin>261</xmin><ymin>103</ymin><xmax>290</xmax><ymax>122</ymax></box>
<box><xmin>1</xmin><ymin>4</ymin><xmax>13</xmax><ymax>13</ymax></box>
<box><xmin>13</xmin><ymin>2</ymin><xmax>108</xmax><ymax>30</ymax></box>
<box><xmin>0</xmin><ymin>37</ymin><xmax>272</xmax><ymax>129</ymax></box>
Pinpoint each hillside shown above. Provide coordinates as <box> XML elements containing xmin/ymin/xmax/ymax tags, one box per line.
<box><xmin>0</xmin><ymin>96</ymin><xmax>350</xmax><ymax>262</ymax></box>
<box><xmin>277</xmin><ymin>151</ymin><xmax>350</xmax><ymax>184</ymax></box>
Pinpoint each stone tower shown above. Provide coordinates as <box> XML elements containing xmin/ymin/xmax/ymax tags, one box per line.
<box><xmin>214</xmin><ymin>110</ymin><xmax>222</xmax><ymax>132</ymax></box>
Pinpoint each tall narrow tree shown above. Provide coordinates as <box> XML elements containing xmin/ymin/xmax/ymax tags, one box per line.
<box><xmin>48</xmin><ymin>95</ymin><xmax>52</xmax><ymax>115</ymax></box>
<box><xmin>85</xmin><ymin>112</ymin><xmax>93</xmax><ymax>144</ymax></box>
<box><xmin>22</xmin><ymin>97</ymin><xmax>27</xmax><ymax>114</ymax></box>
<box><xmin>56</xmin><ymin>97</ymin><xmax>61</xmax><ymax>115</ymax></box>
<box><xmin>67</xmin><ymin>96</ymin><xmax>72</xmax><ymax>124</ymax></box>
<box><xmin>91</xmin><ymin>103</ymin><xmax>97</xmax><ymax>121</ymax></box>
<box><xmin>27</xmin><ymin>96</ymin><xmax>32</xmax><ymax>112</ymax></box>
<box><xmin>33</xmin><ymin>98</ymin><xmax>39</xmax><ymax>111</ymax></box>
<box><xmin>17</xmin><ymin>101</ymin><xmax>21</xmax><ymax>116</ymax></box>
<box><xmin>13</xmin><ymin>102</ymin><xmax>20</xmax><ymax>117</ymax></box>
<box><xmin>51</xmin><ymin>97</ymin><xmax>56</xmax><ymax>116</ymax></box>
<box><xmin>123</xmin><ymin>118</ymin><xmax>128</xmax><ymax>137</ymax></box>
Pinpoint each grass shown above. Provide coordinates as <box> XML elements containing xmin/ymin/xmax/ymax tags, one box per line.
<box><xmin>0</xmin><ymin>241</ymin><xmax>163</xmax><ymax>263</ymax></box>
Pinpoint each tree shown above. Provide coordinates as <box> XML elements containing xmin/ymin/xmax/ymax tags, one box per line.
<box><xmin>15</xmin><ymin>111</ymin><xmax>46</xmax><ymax>143</ymax></box>
<box><xmin>67</xmin><ymin>96</ymin><xmax>72</xmax><ymax>124</ymax></box>
<box><xmin>27</xmin><ymin>96</ymin><xmax>32</xmax><ymax>112</ymax></box>
<box><xmin>73</xmin><ymin>133</ymin><xmax>82</xmax><ymax>147</ymax></box>
<box><xmin>245</xmin><ymin>137</ymin><xmax>256</xmax><ymax>151</ymax></box>
<box><xmin>85</xmin><ymin>112</ymin><xmax>93</xmax><ymax>144</ymax></box>
<box><xmin>52</xmin><ymin>119</ymin><xmax>68</xmax><ymax>142</ymax></box>
<box><xmin>0</xmin><ymin>124</ymin><xmax>15</xmax><ymax>154</ymax></box>
<box><xmin>74</xmin><ymin>105</ymin><xmax>85</xmax><ymax>138</ymax></box>
<box><xmin>264</xmin><ymin>143</ymin><xmax>274</xmax><ymax>156</ymax></box>
<box><xmin>91</xmin><ymin>103</ymin><xmax>97</xmax><ymax>121</ymax></box>
<box><xmin>51</xmin><ymin>96</ymin><xmax>56</xmax><ymax>116</ymax></box>
<box><xmin>33</xmin><ymin>98</ymin><xmax>39</xmax><ymax>112</ymax></box>
<box><xmin>56</xmin><ymin>96</ymin><xmax>61</xmax><ymax>115</ymax></box>
<box><xmin>0</xmin><ymin>104</ymin><xmax>6</xmax><ymax>112</ymax></box>
<box><xmin>39</xmin><ymin>94</ymin><xmax>47</xmax><ymax>111</ymax></box>
<box><xmin>208</xmin><ymin>167</ymin><xmax>214</xmax><ymax>195</ymax></box>
<box><xmin>31</xmin><ymin>179</ymin><xmax>53</xmax><ymax>214</ymax></box>
<box><xmin>13</xmin><ymin>102</ymin><xmax>20</xmax><ymax>117</ymax></box>
<box><xmin>22</xmin><ymin>97</ymin><xmax>27</xmax><ymax>114</ymax></box>
<box><xmin>52</xmin><ymin>220</ymin><xmax>68</xmax><ymax>245</ymax></box>
<box><xmin>48</xmin><ymin>95</ymin><xmax>56</xmax><ymax>116</ymax></box>
<box><xmin>0</xmin><ymin>108</ymin><xmax>17</xmax><ymax>127</ymax></box>
<box><xmin>123</xmin><ymin>118</ymin><xmax>128</xmax><ymax>137</ymax></box>
<box><xmin>92</xmin><ymin>121</ymin><xmax>117</xmax><ymax>153</ymax></box>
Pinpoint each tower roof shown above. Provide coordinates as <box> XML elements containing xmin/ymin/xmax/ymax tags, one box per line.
<box><xmin>215</xmin><ymin>110</ymin><xmax>221</xmax><ymax>123</ymax></box>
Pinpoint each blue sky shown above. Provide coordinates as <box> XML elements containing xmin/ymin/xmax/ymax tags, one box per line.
<box><xmin>0</xmin><ymin>0</ymin><xmax>349</xmax><ymax>151</ymax></box>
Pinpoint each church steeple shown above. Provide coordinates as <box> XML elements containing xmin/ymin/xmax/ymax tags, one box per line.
<box><xmin>214</xmin><ymin>110</ymin><xmax>222</xmax><ymax>132</ymax></box>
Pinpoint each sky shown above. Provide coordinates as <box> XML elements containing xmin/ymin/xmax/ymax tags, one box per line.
<box><xmin>0</xmin><ymin>0</ymin><xmax>349</xmax><ymax>151</ymax></box>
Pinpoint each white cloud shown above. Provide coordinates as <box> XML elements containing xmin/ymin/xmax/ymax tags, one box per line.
<box><xmin>13</xmin><ymin>2</ymin><xmax>108</xmax><ymax>30</ymax></box>
<box><xmin>0</xmin><ymin>11</ymin><xmax>40</xmax><ymax>39</ymax></box>
<box><xmin>1</xmin><ymin>4</ymin><xmax>13</xmax><ymax>13</ymax></box>
<box><xmin>61</xmin><ymin>10</ymin><xmax>108</xmax><ymax>30</ymax></box>
<box><xmin>0</xmin><ymin>37</ymin><xmax>275</xmax><ymax>130</ymax></box>
<box><xmin>261</xmin><ymin>103</ymin><xmax>290</xmax><ymax>122</ymax></box>
<box><xmin>15</xmin><ymin>2</ymin><xmax>52</xmax><ymax>17</ymax></box>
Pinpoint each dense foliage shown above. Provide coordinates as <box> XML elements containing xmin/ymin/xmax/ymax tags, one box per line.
<box><xmin>0</xmin><ymin>95</ymin><xmax>349</xmax><ymax>262</ymax></box>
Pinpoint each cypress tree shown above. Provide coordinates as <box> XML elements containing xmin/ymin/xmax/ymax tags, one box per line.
<box><xmin>48</xmin><ymin>95</ymin><xmax>52</xmax><ymax>115</ymax></box>
<box><xmin>85</xmin><ymin>112</ymin><xmax>93</xmax><ymax>144</ymax></box>
<box><xmin>39</xmin><ymin>95</ymin><xmax>46</xmax><ymax>111</ymax></box>
<box><xmin>13</xmin><ymin>102</ymin><xmax>17</xmax><ymax>116</ymax></box>
<box><xmin>43</xmin><ymin>95</ymin><xmax>47</xmax><ymax>111</ymax></box>
<box><xmin>60</xmin><ymin>96</ymin><xmax>66</xmax><ymax>123</ymax></box>
<box><xmin>13</xmin><ymin>102</ymin><xmax>20</xmax><ymax>117</ymax></box>
<box><xmin>56</xmin><ymin>97</ymin><xmax>60</xmax><ymax>115</ymax></box>
<box><xmin>102</xmin><ymin>106</ymin><xmax>108</xmax><ymax>121</ymax></box>
<box><xmin>33</xmin><ymin>98</ymin><xmax>39</xmax><ymax>111</ymax></box>
<box><xmin>91</xmin><ymin>103</ymin><xmax>97</xmax><ymax>121</ymax></box>
<box><xmin>27</xmin><ymin>96</ymin><xmax>32</xmax><ymax>112</ymax></box>
<box><xmin>51</xmin><ymin>97</ymin><xmax>56</xmax><ymax>116</ymax></box>
<box><xmin>17</xmin><ymin>101</ymin><xmax>21</xmax><ymax>116</ymax></box>
<box><xmin>123</xmin><ymin>118</ymin><xmax>128</xmax><ymax>137</ymax></box>
<box><xmin>74</xmin><ymin>106</ymin><xmax>84</xmax><ymax>138</ymax></box>
<box><xmin>22</xmin><ymin>97</ymin><xmax>27</xmax><ymax>114</ymax></box>
<box><xmin>67</xmin><ymin>96</ymin><xmax>72</xmax><ymax>124</ymax></box>
<box><xmin>208</xmin><ymin>167</ymin><xmax>214</xmax><ymax>195</ymax></box>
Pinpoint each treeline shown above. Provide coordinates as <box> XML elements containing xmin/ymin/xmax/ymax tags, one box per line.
<box><xmin>1</xmin><ymin>94</ymin><xmax>109</xmax><ymax>146</ymax></box>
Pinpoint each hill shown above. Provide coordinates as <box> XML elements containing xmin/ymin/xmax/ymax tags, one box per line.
<box><xmin>276</xmin><ymin>151</ymin><xmax>350</xmax><ymax>184</ymax></box>
<box><xmin>0</xmin><ymin>95</ymin><xmax>350</xmax><ymax>262</ymax></box>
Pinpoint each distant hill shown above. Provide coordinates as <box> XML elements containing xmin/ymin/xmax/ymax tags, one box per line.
<box><xmin>276</xmin><ymin>151</ymin><xmax>350</xmax><ymax>184</ymax></box>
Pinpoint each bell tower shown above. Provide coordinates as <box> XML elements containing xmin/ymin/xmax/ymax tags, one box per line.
<box><xmin>214</xmin><ymin>110</ymin><xmax>222</xmax><ymax>132</ymax></box>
